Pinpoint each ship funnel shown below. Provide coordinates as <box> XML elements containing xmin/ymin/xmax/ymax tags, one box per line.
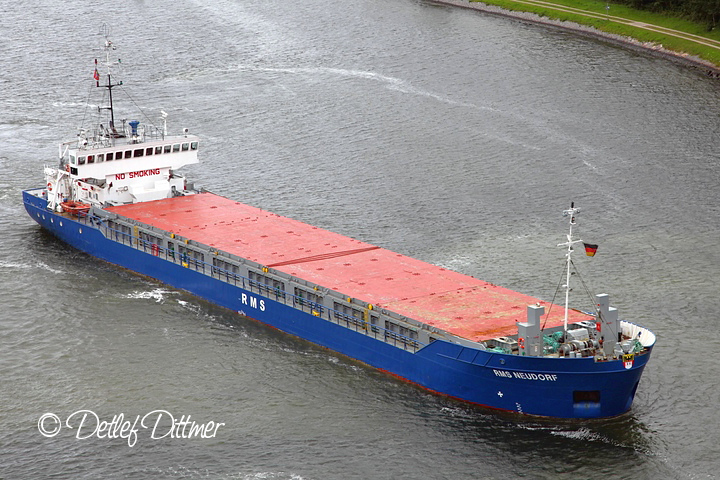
<box><xmin>129</xmin><ymin>120</ymin><xmax>140</xmax><ymax>137</ymax></box>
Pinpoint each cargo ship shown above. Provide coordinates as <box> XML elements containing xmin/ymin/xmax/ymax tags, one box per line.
<box><xmin>23</xmin><ymin>32</ymin><xmax>655</xmax><ymax>418</ymax></box>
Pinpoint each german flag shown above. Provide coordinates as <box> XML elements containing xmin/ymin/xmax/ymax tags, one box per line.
<box><xmin>583</xmin><ymin>243</ymin><xmax>598</xmax><ymax>257</ymax></box>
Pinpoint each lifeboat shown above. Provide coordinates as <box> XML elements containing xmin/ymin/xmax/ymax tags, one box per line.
<box><xmin>60</xmin><ymin>200</ymin><xmax>91</xmax><ymax>216</ymax></box>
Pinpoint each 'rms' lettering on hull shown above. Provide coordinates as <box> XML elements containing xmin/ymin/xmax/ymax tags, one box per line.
<box><xmin>240</xmin><ymin>293</ymin><xmax>266</xmax><ymax>311</ymax></box>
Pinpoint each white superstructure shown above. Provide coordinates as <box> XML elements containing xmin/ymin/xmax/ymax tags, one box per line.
<box><xmin>44</xmin><ymin>27</ymin><xmax>199</xmax><ymax>211</ymax></box>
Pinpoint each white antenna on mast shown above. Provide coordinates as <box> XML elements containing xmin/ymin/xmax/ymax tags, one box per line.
<box><xmin>160</xmin><ymin>110</ymin><xmax>168</xmax><ymax>138</ymax></box>
<box><xmin>99</xmin><ymin>23</ymin><xmax>116</xmax><ymax>74</ymax></box>
<box><xmin>558</xmin><ymin>202</ymin><xmax>583</xmax><ymax>336</ymax></box>
<box><xmin>94</xmin><ymin>23</ymin><xmax>123</xmax><ymax>141</ymax></box>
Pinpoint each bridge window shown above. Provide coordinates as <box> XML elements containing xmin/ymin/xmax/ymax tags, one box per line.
<box><xmin>124</xmin><ymin>150</ymin><xmax>132</xmax><ymax>159</ymax></box>
<box><xmin>172</xmin><ymin>144</ymin><xmax>180</xmax><ymax>152</ymax></box>
<box><xmin>78</xmin><ymin>156</ymin><xmax>86</xmax><ymax>165</ymax></box>
<box><xmin>134</xmin><ymin>149</ymin><xmax>144</xmax><ymax>158</ymax></box>
<box><xmin>97</xmin><ymin>154</ymin><xmax>104</xmax><ymax>163</ymax></box>
<box><xmin>164</xmin><ymin>145</ymin><xmax>171</xmax><ymax>153</ymax></box>
<box><xmin>145</xmin><ymin>147</ymin><xmax>153</xmax><ymax>156</ymax></box>
<box><xmin>106</xmin><ymin>152</ymin><xmax>114</xmax><ymax>161</ymax></box>
<box><xmin>191</xmin><ymin>142</ymin><xmax>198</xmax><ymax>150</ymax></box>
<box><xmin>155</xmin><ymin>146</ymin><xmax>162</xmax><ymax>154</ymax></box>
<box><xmin>181</xmin><ymin>143</ymin><xmax>189</xmax><ymax>151</ymax></box>
<box><xmin>87</xmin><ymin>155</ymin><xmax>95</xmax><ymax>164</ymax></box>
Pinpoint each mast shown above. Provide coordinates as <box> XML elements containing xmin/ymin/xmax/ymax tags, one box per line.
<box><xmin>558</xmin><ymin>202</ymin><xmax>582</xmax><ymax>335</ymax></box>
<box><xmin>96</xmin><ymin>24</ymin><xmax>123</xmax><ymax>141</ymax></box>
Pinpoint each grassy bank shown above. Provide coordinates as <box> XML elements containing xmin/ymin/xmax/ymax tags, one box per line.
<box><xmin>470</xmin><ymin>0</ymin><xmax>720</xmax><ymax>68</ymax></box>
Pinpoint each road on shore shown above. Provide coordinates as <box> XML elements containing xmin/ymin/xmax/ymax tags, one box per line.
<box><xmin>486</xmin><ymin>0</ymin><xmax>720</xmax><ymax>50</ymax></box>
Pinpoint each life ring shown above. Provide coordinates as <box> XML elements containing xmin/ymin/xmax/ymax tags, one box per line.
<box><xmin>65</xmin><ymin>164</ymin><xmax>70</xmax><ymax>172</ymax></box>
<box><xmin>47</xmin><ymin>182</ymin><xmax>52</xmax><ymax>191</ymax></box>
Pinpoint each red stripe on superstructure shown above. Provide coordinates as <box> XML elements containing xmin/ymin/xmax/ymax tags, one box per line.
<box><xmin>107</xmin><ymin>192</ymin><xmax>591</xmax><ymax>341</ymax></box>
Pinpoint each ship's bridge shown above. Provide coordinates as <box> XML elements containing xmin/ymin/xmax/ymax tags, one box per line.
<box><xmin>48</xmin><ymin>130</ymin><xmax>201</xmax><ymax>205</ymax></box>
<box><xmin>66</xmin><ymin>134</ymin><xmax>200</xmax><ymax>180</ymax></box>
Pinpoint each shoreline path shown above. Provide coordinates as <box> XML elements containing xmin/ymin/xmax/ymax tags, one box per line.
<box><xmin>431</xmin><ymin>0</ymin><xmax>720</xmax><ymax>73</ymax></box>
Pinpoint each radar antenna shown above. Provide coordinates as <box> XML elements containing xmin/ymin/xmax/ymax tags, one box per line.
<box><xmin>95</xmin><ymin>23</ymin><xmax>123</xmax><ymax>143</ymax></box>
<box><xmin>160</xmin><ymin>110</ymin><xmax>168</xmax><ymax>138</ymax></box>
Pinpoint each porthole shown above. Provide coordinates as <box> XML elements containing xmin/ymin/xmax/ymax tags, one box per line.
<box><xmin>79</xmin><ymin>228</ymin><xmax>83</xmax><ymax>234</ymax></box>
<box><xmin>59</xmin><ymin>221</ymin><xmax>63</xmax><ymax>227</ymax></box>
<box><xmin>50</xmin><ymin>218</ymin><xmax>53</xmax><ymax>224</ymax></box>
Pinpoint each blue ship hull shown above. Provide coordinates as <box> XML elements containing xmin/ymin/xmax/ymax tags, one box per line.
<box><xmin>23</xmin><ymin>189</ymin><xmax>653</xmax><ymax>418</ymax></box>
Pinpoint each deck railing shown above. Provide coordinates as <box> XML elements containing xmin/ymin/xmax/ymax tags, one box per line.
<box><xmin>82</xmin><ymin>212</ymin><xmax>425</xmax><ymax>352</ymax></box>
